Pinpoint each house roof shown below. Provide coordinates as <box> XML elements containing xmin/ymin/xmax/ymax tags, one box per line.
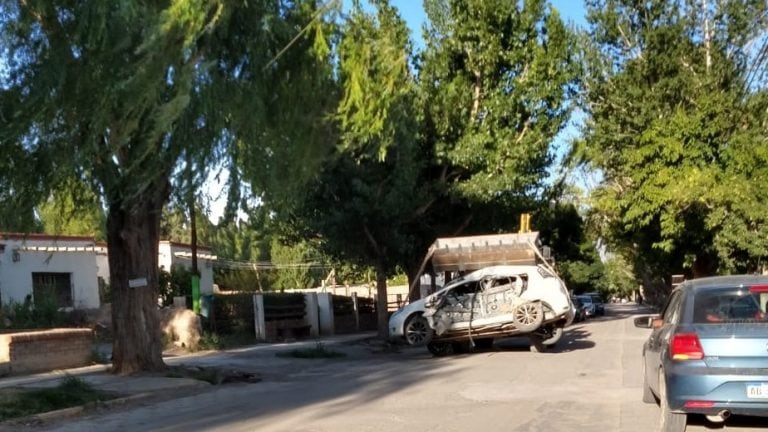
<box><xmin>0</xmin><ymin>232</ymin><xmax>96</xmax><ymax>242</ymax></box>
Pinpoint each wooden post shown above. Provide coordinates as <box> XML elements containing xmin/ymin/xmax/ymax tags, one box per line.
<box><xmin>304</xmin><ymin>292</ymin><xmax>319</xmax><ymax>337</ymax></box>
<box><xmin>352</xmin><ymin>292</ymin><xmax>359</xmax><ymax>332</ymax></box>
<box><xmin>253</xmin><ymin>294</ymin><xmax>266</xmax><ymax>341</ymax></box>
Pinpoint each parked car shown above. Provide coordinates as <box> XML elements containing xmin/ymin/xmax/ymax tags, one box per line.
<box><xmin>576</xmin><ymin>295</ymin><xmax>597</xmax><ymax>318</ymax></box>
<box><xmin>570</xmin><ymin>296</ymin><xmax>587</xmax><ymax>322</ymax></box>
<box><xmin>389</xmin><ymin>265</ymin><xmax>574</xmax><ymax>355</ymax></box>
<box><xmin>634</xmin><ymin>275</ymin><xmax>768</xmax><ymax>432</ymax></box>
<box><xmin>584</xmin><ymin>292</ymin><xmax>605</xmax><ymax>316</ymax></box>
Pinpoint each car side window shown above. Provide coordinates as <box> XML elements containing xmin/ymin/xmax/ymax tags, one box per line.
<box><xmin>663</xmin><ymin>290</ymin><xmax>683</xmax><ymax>324</ymax></box>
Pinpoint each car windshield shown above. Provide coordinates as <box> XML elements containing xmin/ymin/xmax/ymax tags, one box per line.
<box><xmin>578</xmin><ymin>296</ymin><xmax>593</xmax><ymax>304</ymax></box>
<box><xmin>693</xmin><ymin>286</ymin><xmax>768</xmax><ymax>324</ymax></box>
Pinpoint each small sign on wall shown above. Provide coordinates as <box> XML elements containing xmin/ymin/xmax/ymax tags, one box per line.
<box><xmin>128</xmin><ymin>277</ymin><xmax>148</xmax><ymax>288</ymax></box>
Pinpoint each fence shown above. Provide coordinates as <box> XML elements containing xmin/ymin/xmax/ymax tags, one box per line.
<box><xmin>332</xmin><ymin>293</ymin><xmax>377</xmax><ymax>334</ymax></box>
<box><xmin>204</xmin><ymin>291</ymin><xmax>383</xmax><ymax>341</ymax></box>
<box><xmin>300</xmin><ymin>284</ymin><xmax>412</xmax><ymax>312</ymax></box>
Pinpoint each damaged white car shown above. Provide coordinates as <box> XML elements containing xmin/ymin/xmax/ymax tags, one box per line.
<box><xmin>389</xmin><ymin>264</ymin><xmax>574</xmax><ymax>355</ymax></box>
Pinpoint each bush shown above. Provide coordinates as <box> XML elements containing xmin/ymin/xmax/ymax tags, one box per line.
<box><xmin>211</xmin><ymin>294</ymin><xmax>254</xmax><ymax>335</ymax></box>
<box><xmin>2</xmin><ymin>297</ymin><xmax>64</xmax><ymax>329</ymax></box>
<box><xmin>158</xmin><ymin>265</ymin><xmax>194</xmax><ymax>307</ymax></box>
<box><xmin>0</xmin><ymin>375</ymin><xmax>114</xmax><ymax>421</ymax></box>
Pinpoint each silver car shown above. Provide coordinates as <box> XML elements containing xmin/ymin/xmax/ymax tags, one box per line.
<box><xmin>635</xmin><ymin>275</ymin><xmax>768</xmax><ymax>431</ymax></box>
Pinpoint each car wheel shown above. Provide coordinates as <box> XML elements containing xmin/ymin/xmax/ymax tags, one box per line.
<box><xmin>642</xmin><ymin>360</ymin><xmax>655</xmax><ymax>404</ymax></box>
<box><xmin>659</xmin><ymin>369</ymin><xmax>686</xmax><ymax>432</ymax></box>
<box><xmin>529</xmin><ymin>335</ymin><xmax>547</xmax><ymax>352</ymax></box>
<box><xmin>427</xmin><ymin>341</ymin><xmax>453</xmax><ymax>356</ymax></box>
<box><xmin>404</xmin><ymin>314</ymin><xmax>433</xmax><ymax>346</ymax></box>
<box><xmin>513</xmin><ymin>302</ymin><xmax>544</xmax><ymax>332</ymax></box>
<box><xmin>540</xmin><ymin>325</ymin><xmax>564</xmax><ymax>347</ymax></box>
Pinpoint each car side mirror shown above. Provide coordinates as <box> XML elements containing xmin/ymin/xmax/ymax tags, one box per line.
<box><xmin>634</xmin><ymin>315</ymin><xmax>661</xmax><ymax>329</ymax></box>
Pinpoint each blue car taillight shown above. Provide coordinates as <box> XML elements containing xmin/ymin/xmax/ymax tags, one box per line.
<box><xmin>670</xmin><ymin>332</ymin><xmax>705</xmax><ymax>361</ymax></box>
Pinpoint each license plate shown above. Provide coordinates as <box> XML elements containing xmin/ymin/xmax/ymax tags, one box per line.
<box><xmin>746</xmin><ymin>383</ymin><xmax>768</xmax><ymax>399</ymax></box>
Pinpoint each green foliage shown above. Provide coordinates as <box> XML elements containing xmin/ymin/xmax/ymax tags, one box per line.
<box><xmin>1</xmin><ymin>297</ymin><xmax>67</xmax><ymax>329</ymax></box>
<box><xmin>38</xmin><ymin>176</ymin><xmax>106</xmax><ymax>240</ymax></box>
<box><xmin>214</xmin><ymin>267</ymin><xmax>267</xmax><ymax>292</ymax></box>
<box><xmin>419</xmin><ymin>0</ymin><xmax>579</xmax><ymax>203</ymax></box>
<box><xmin>0</xmin><ymin>375</ymin><xmax>113</xmax><ymax>421</ymax></box>
<box><xmin>270</xmin><ymin>238</ymin><xmax>323</xmax><ymax>290</ymax></box>
<box><xmin>337</xmin><ymin>0</ymin><xmax>413</xmax><ymax>160</ymax></box>
<box><xmin>602</xmin><ymin>254</ymin><xmax>637</xmax><ymax>298</ymax></box>
<box><xmin>160</xmin><ymin>201</ymin><xmax>216</xmax><ymax>247</ymax></box>
<box><xmin>578</xmin><ymin>0</ymin><xmax>768</xmax><ymax>283</ymax></box>
<box><xmin>211</xmin><ymin>293</ymin><xmax>254</xmax><ymax>335</ymax></box>
<box><xmin>158</xmin><ymin>265</ymin><xmax>194</xmax><ymax>308</ymax></box>
<box><xmin>0</xmin><ymin>0</ymin><xmax>339</xmax><ymax>372</ymax></box>
<box><xmin>288</xmin><ymin>0</ymin><xmax>425</xmax><ymax>289</ymax></box>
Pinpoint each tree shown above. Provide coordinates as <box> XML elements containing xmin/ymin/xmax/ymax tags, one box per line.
<box><xmin>418</xmin><ymin>0</ymin><xmax>579</xmax><ymax>213</ymax></box>
<box><xmin>38</xmin><ymin>176</ymin><xmax>106</xmax><ymax>240</ymax></box>
<box><xmin>270</xmin><ymin>238</ymin><xmax>322</xmax><ymax>290</ymax></box>
<box><xmin>0</xmin><ymin>1</ymin><xmax>335</xmax><ymax>373</ymax></box>
<box><xmin>288</xmin><ymin>0</ymin><xmax>423</xmax><ymax>338</ymax></box>
<box><xmin>577</xmin><ymin>0</ymin><xmax>768</xmax><ymax>290</ymax></box>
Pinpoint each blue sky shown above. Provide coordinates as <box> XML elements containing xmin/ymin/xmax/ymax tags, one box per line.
<box><xmin>386</xmin><ymin>0</ymin><xmax>588</xmax><ymax>46</ymax></box>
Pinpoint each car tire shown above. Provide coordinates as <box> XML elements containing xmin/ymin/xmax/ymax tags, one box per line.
<box><xmin>659</xmin><ymin>369</ymin><xmax>686</xmax><ymax>432</ymax></box>
<box><xmin>427</xmin><ymin>341</ymin><xmax>453</xmax><ymax>357</ymax></box>
<box><xmin>513</xmin><ymin>301</ymin><xmax>544</xmax><ymax>332</ymax></box>
<box><xmin>529</xmin><ymin>335</ymin><xmax>547</xmax><ymax>353</ymax></box>
<box><xmin>404</xmin><ymin>314</ymin><xmax>433</xmax><ymax>346</ymax></box>
<box><xmin>541</xmin><ymin>325</ymin><xmax>564</xmax><ymax>347</ymax></box>
<box><xmin>642</xmin><ymin>361</ymin><xmax>655</xmax><ymax>404</ymax></box>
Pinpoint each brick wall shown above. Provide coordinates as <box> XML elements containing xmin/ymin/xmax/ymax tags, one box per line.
<box><xmin>0</xmin><ymin>329</ymin><xmax>93</xmax><ymax>376</ymax></box>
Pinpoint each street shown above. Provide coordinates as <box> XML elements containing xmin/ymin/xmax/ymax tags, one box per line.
<box><xmin>21</xmin><ymin>304</ymin><xmax>768</xmax><ymax>431</ymax></box>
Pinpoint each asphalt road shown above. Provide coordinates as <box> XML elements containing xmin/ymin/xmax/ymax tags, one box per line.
<box><xmin>22</xmin><ymin>304</ymin><xmax>768</xmax><ymax>431</ymax></box>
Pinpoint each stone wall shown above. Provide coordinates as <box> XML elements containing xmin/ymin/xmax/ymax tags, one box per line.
<box><xmin>0</xmin><ymin>328</ymin><xmax>93</xmax><ymax>376</ymax></box>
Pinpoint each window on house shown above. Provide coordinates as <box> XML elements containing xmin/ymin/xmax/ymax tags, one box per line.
<box><xmin>32</xmin><ymin>272</ymin><xmax>73</xmax><ymax>308</ymax></box>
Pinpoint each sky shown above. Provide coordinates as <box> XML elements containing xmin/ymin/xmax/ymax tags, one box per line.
<box><xmin>386</xmin><ymin>0</ymin><xmax>588</xmax><ymax>43</ymax></box>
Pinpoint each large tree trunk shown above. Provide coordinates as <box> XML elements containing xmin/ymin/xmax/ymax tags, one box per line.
<box><xmin>107</xmin><ymin>189</ymin><xmax>168</xmax><ymax>375</ymax></box>
<box><xmin>375</xmin><ymin>264</ymin><xmax>389</xmax><ymax>339</ymax></box>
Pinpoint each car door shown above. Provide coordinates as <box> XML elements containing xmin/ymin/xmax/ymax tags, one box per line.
<box><xmin>480</xmin><ymin>275</ymin><xmax>523</xmax><ymax>318</ymax></box>
<box><xmin>645</xmin><ymin>288</ymin><xmax>684</xmax><ymax>393</ymax></box>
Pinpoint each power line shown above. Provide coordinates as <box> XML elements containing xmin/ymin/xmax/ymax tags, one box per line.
<box><xmin>263</xmin><ymin>0</ymin><xmax>341</xmax><ymax>71</ymax></box>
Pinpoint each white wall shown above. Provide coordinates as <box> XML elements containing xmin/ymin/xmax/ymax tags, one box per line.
<box><xmin>0</xmin><ymin>235</ymin><xmax>103</xmax><ymax>308</ymax></box>
<box><xmin>1</xmin><ymin>236</ymin><xmax>217</xmax><ymax>310</ymax></box>
<box><xmin>158</xmin><ymin>241</ymin><xmax>216</xmax><ymax>295</ymax></box>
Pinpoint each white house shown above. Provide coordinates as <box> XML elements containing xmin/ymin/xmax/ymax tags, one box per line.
<box><xmin>157</xmin><ymin>240</ymin><xmax>216</xmax><ymax>296</ymax></box>
<box><xmin>0</xmin><ymin>233</ymin><xmax>216</xmax><ymax>309</ymax></box>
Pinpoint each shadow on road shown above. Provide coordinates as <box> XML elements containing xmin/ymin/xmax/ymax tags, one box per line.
<box><xmin>488</xmin><ymin>326</ymin><xmax>596</xmax><ymax>354</ymax></box>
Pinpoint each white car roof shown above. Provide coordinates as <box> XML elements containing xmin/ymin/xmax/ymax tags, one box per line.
<box><xmin>439</xmin><ymin>265</ymin><xmax>553</xmax><ymax>290</ymax></box>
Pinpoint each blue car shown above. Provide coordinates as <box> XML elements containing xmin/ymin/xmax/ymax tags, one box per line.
<box><xmin>635</xmin><ymin>275</ymin><xmax>768</xmax><ymax>431</ymax></box>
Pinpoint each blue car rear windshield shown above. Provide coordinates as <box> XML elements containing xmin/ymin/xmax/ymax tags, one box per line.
<box><xmin>693</xmin><ymin>287</ymin><xmax>768</xmax><ymax>324</ymax></box>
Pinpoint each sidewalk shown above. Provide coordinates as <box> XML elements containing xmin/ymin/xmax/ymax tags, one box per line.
<box><xmin>0</xmin><ymin>332</ymin><xmax>377</xmax><ymax>424</ymax></box>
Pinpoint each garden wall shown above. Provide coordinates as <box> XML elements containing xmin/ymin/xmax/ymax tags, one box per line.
<box><xmin>0</xmin><ymin>328</ymin><xmax>93</xmax><ymax>376</ymax></box>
